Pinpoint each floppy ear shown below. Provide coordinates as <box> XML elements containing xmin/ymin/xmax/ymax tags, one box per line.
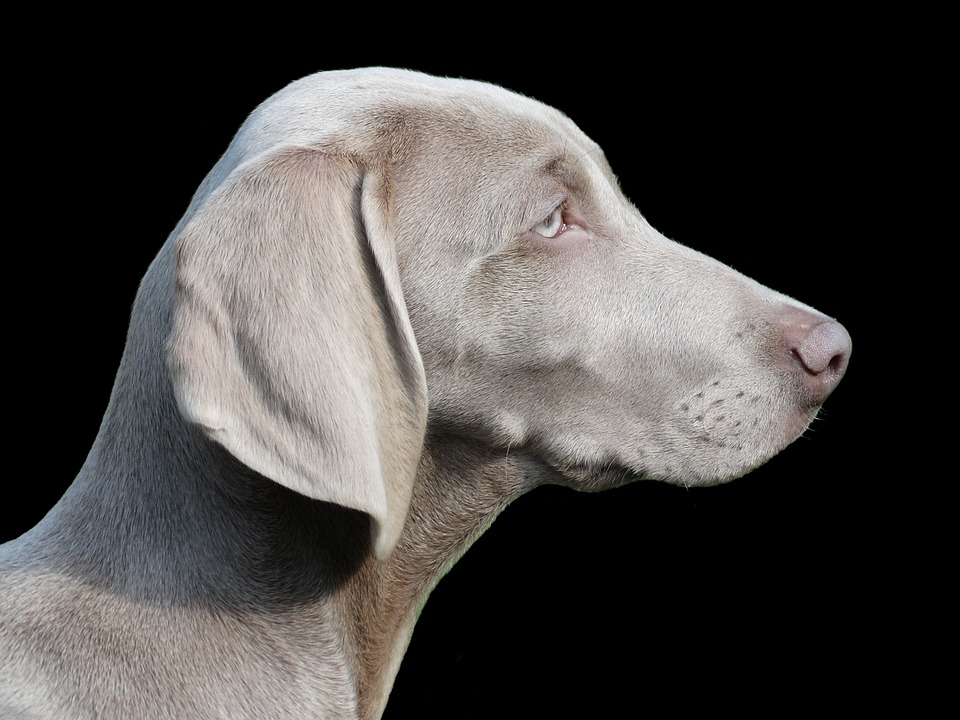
<box><xmin>167</xmin><ymin>148</ymin><xmax>427</xmax><ymax>561</ymax></box>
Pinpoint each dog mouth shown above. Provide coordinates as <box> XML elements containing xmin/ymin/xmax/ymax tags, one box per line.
<box><xmin>536</xmin><ymin>404</ymin><xmax>821</xmax><ymax>493</ymax></box>
<box><xmin>430</xmin><ymin>382</ymin><xmax>823</xmax><ymax>493</ymax></box>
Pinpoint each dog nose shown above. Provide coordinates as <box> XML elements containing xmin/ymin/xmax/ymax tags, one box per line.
<box><xmin>780</xmin><ymin>307</ymin><xmax>852</xmax><ymax>404</ymax></box>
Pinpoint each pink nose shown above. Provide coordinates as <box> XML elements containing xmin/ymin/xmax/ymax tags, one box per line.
<box><xmin>780</xmin><ymin>307</ymin><xmax>852</xmax><ymax>405</ymax></box>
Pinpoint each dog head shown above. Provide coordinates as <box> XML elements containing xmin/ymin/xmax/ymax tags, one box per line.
<box><xmin>167</xmin><ymin>68</ymin><xmax>850</xmax><ymax>559</ymax></box>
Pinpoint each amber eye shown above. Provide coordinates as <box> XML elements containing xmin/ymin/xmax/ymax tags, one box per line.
<box><xmin>532</xmin><ymin>206</ymin><xmax>565</xmax><ymax>238</ymax></box>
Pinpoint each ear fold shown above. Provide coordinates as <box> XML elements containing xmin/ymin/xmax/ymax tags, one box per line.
<box><xmin>167</xmin><ymin>148</ymin><xmax>427</xmax><ymax>561</ymax></box>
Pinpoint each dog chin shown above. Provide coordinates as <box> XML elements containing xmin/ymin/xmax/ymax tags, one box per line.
<box><xmin>676</xmin><ymin>406</ymin><xmax>822</xmax><ymax>488</ymax></box>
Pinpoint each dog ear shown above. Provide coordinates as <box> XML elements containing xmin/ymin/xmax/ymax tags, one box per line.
<box><xmin>167</xmin><ymin>148</ymin><xmax>427</xmax><ymax>561</ymax></box>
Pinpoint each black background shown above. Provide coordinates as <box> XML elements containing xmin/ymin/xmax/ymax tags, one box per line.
<box><xmin>5</xmin><ymin>28</ymin><xmax>916</xmax><ymax>718</ymax></box>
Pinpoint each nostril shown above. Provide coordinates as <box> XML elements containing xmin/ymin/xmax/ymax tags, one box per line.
<box><xmin>828</xmin><ymin>350</ymin><xmax>847</xmax><ymax>374</ymax></box>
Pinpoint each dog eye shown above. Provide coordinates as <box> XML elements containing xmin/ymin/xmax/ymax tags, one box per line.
<box><xmin>532</xmin><ymin>206</ymin><xmax>566</xmax><ymax>238</ymax></box>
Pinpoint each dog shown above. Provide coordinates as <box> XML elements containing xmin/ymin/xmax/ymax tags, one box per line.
<box><xmin>0</xmin><ymin>67</ymin><xmax>851</xmax><ymax>719</ymax></box>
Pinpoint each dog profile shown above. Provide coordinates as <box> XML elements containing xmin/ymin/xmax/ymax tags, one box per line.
<box><xmin>0</xmin><ymin>67</ymin><xmax>851</xmax><ymax>719</ymax></box>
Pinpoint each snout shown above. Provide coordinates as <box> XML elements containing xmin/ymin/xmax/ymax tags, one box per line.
<box><xmin>778</xmin><ymin>306</ymin><xmax>852</xmax><ymax>405</ymax></box>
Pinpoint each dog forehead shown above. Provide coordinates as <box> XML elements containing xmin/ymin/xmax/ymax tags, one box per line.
<box><xmin>245</xmin><ymin>67</ymin><xmax>589</xmax><ymax>160</ymax></box>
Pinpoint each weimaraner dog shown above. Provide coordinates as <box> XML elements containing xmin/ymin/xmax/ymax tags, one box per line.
<box><xmin>0</xmin><ymin>67</ymin><xmax>851</xmax><ymax>719</ymax></box>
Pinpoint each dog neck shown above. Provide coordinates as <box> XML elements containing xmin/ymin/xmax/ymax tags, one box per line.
<box><xmin>21</xmin><ymin>401</ymin><xmax>531</xmax><ymax>718</ymax></box>
<box><xmin>346</xmin><ymin>432</ymin><xmax>530</xmax><ymax>717</ymax></box>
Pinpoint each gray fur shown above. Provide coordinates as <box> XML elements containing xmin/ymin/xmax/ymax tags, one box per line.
<box><xmin>0</xmin><ymin>68</ymin><xmax>850</xmax><ymax>719</ymax></box>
